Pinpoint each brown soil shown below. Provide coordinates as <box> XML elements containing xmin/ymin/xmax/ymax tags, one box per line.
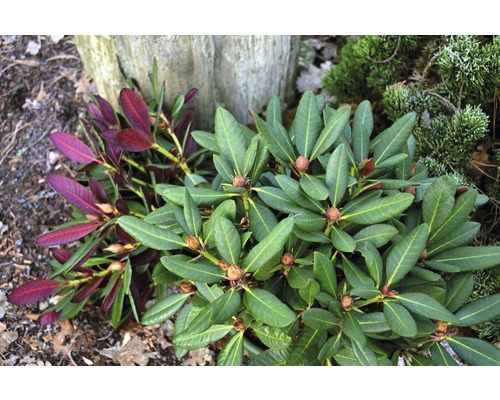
<box><xmin>0</xmin><ymin>35</ymin><xmax>213</xmax><ymax>366</ymax></box>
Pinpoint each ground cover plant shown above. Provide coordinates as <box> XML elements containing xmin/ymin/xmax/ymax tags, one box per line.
<box><xmin>8</xmin><ymin>79</ymin><xmax>500</xmax><ymax>365</ymax></box>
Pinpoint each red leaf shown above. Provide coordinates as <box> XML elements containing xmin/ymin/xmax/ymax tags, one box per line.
<box><xmin>52</xmin><ymin>249</ymin><xmax>74</xmax><ymax>264</ymax></box>
<box><xmin>117</xmin><ymin>128</ymin><xmax>154</xmax><ymax>152</ymax></box>
<box><xmin>95</xmin><ymin>95</ymin><xmax>117</xmax><ymax>125</ymax></box>
<box><xmin>119</xmin><ymin>88</ymin><xmax>151</xmax><ymax>134</ymax></box>
<box><xmin>184</xmin><ymin>88</ymin><xmax>199</xmax><ymax>104</ymax></box>
<box><xmin>102</xmin><ymin>274</ymin><xmax>122</xmax><ymax>311</ymax></box>
<box><xmin>115</xmin><ymin>225</ymin><xmax>135</xmax><ymax>244</ymax></box>
<box><xmin>36</xmin><ymin>223</ymin><xmax>100</xmax><ymax>247</ymax></box>
<box><xmin>72</xmin><ymin>275</ymin><xmax>107</xmax><ymax>303</ymax></box>
<box><xmin>48</xmin><ymin>174</ymin><xmax>102</xmax><ymax>215</ymax></box>
<box><xmin>100</xmin><ymin>129</ymin><xmax>120</xmax><ymax>146</ymax></box>
<box><xmin>50</xmin><ymin>132</ymin><xmax>97</xmax><ymax>164</ymax></box>
<box><xmin>88</xmin><ymin>179</ymin><xmax>108</xmax><ymax>203</ymax></box>
<box><xmin>39</xmin><ymin>310</ymin><xmax>62</xmax><ymax>325</ymax></box>
<box><xmin>8</xmin><ymin>279</ymin><xmax>61</xmax><ymax>305</ymax></box>
<box><xmin>88</xmin><ymin>102</ymin><xmax>107</xmax><ymax>129</ymax></box>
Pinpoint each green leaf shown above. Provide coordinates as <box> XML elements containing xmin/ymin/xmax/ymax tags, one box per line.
<box><xmin>196</xmin><ymin>283</ymin><xmax>224</xmax><ymax>303</ymax></box>
<box><xmin>286</xmin><ymin>326</ymin><xmax>327</xmax><ymax>366</ymax></box>
<box><xmin>161</xmin><ymin>255</ymin><xmax>225</xmax><ymax>283</ymax></box>
<box><xmin>214</xmin><ymin>217</ymin><xmax>241</xmax><ymax>265</ymax></box>
<box><xmin>253</xmin><ymin>112</ymin><xmax>296</xmax><ymax>165</ymax></box>
<box><xmin>183</xmin><ymin>188</ymin><xmax>202</xmax><ymax>237</ymax></box>
<box><xmin>447</xmin><ymin>336</ymin><xmax>500</xmax><ymax>366</ymax></box>
<box><xmin>249</xmin><ymin>136</ymin><xmax>270</xmax><ymax>186</ymax></box>
<box><xmin>299</xmin><ymin>279</ymin><xmax>321</xmax><ymax>308</ymax></box>
<box><xmin>144</xmin><ymin>204</ymin><xmax>176</xmax><ymax>225</ymax></box>
<box><xmin>313</xmin><ymin>252</ymin><xmax>337</xmax><ymax>297</ymax></box>
<box><xmin>210</xmin><ymin>289</ymin><xmax>241</xmax><ymax>324</ymax></box>
<box><xmin>325</xmin><ymin>144</ymin><xmax>349</xmax><ymax>207</ymax></box>
<box><xmin>214</xmin><ymin>107</ymin><xmax>247</xmax><ymax>175</ymax></box>
<box><xmin>174</xmin><ymin>324</ymin><xmax>233</xmax><ymax>350</ymax></box>
<box><xmin>299</xmin><ymin>175</ymin><xmax>329</xmax><ymax>201</ymax></box>
<box><xmin>331</xmin><ymin>225</ymin><xmax>356</xmax><ymax>253</ymax></box>
<box><xmin>242</xmin><ymin>136</ymin><xmax>259</xmax><ymax>177</ymax></box>
<box><xmin>244</xmin><ymin>288</ymin><xmax>296</xmax><ymax>328</ymax></box>
<box><xmin>356</xmin><ymin>241</ymin><xmax>383</xmax><ymax>288</ymax></box>
<box><xmin>396</xmin><ymin>292</ymin><xmax>459</xmax><ymax>323</ymax></box>
<box><xmin>454</xmin><ymin>293</ymin><xmax>500</xmax><ymax>326</ymax></box>
<box><xmin>372</xmin><ymin>112</ymin><xmax>416</xmax><ymax>164</ymax></box>
<box><xmin>253</xmin><ymin>325</ymin><xmax>293</xmax><ymax>350</ymax></box>
<box><xmin>266</xmin><ymin>96</ymin><xmax>282</xmax><ymax>127</ymax></box>
<box><xmin>287</xmin><ymin>267</ymin><xmax>315</xmax><ymax>289</ymax></box>
<box><xmin>302</xmin><ymin>308</ymin><xmax>338</xmax><ymax>330</ymax></box>
<box><xmin>342</xmin><ymin>312</ymin><xmax>366</xmax><ymax>346</ymax></box>
<box><xmin>350</xmin><ymin>285</ymin><xmax>380</xmax><ymax>299</ymax></box>
<box><xmin>429</xmin><ymin>246</ymin><xmax>500</xmax><ymax>272</ymax></box>
<box><xmin>342</xmin><ymin>256</ymin><xmax>374</xmax><ymax>288</ymax></box>
<box><xmin>247</xmin><ymin>199</ymin><xmax>278</xmax><ymax>242</ymax></box>
<box><xmin>292</xmin><ymin>90</ymin><xmax>322</xmax><ymax>158</ymax></box>
<box><xmin>294</xmin><ymin>228</ymin><xmax>330</xmax><ymax>244</ymax></box>
<box><xmin>275</xmin><ymin>175</ymin><xmax>324</xmax><ymax>213</ymax></box>
<box><xmin>256</xmin><ymin>186</ymin><xmax>311</xmax><ymax>214</ymax></box>
<box><xmin>213</xmin><ymin>154</ymin><xmax>234</xmax><ymax>183</ymax></box>
<box><xmin>203</xmin><ymin>200</ymin><xmax>236</xmax><ymax>244</ymax></box>
<box><xmin>353</xmin><ymin>224</ymin><xmax>399</xmax><ymax>248</ymax></box>
<box><xmin>429</xmin><ymin>189</ymin><xmax>477</xmax><ymax>242</ymax></box>
<box><xmin>383</xmin><ymin>300</ymin><xmax>417</xmax><ymax>337</ymax></box>
<box><xmin>422</xmin><ymin>175</ymin><xmax>456</xmax><ymax>235</ymax></box>
<box><xmin>352</xmin><ymin>100</ymin><xmax>373</xmax><ymax>163</ymax></box>
<box><xmin>117</xmin><ymin>216</ymin><xmax>185</xmax><ymax>251</ymax></box>
<box><xmin>141</xmin><ymin>293</ymin><xmax>190</xmax><ymax>325</ymax></box>
<box><xmin>385</xmin><ymin>223</ymin><xmax>429</xmax><ymax>286</ymax></box>
<box><xmin>352</xmin><ymin>339</ymin><xmax>379</xmax><ymax>366</ymax></box>
<box><xmin>318</xmin><ymin>332</ymin><xmax>342</xmax><ymax>359</ymax></box>
<box><xmin>376</xmin><ymin>154</ymin><xmax>409</xmax><ymax>170</ymax></box>
<box><xmin>249</xmin><ymin>349</ymin><xmax>290</xmax><ymax>366</ymax></box>
<box><xmin>444</xmin><ymin>273</ymin><xmax>474</xmax><ymax>313</ymax></box>
<box><xmin>310</xmin><ymin>106</ymin><xmax>351</xmax><ymax>161</ymax></box>
<box><xmin>431</xmin><ymin>342</ymin><xmax>459</xmax><ymax>366</ymax></box>
<box><xmin>293</xmin><ymin>211</ymin><xmax>326</xmax><ymax>232</ymax></box>
<box><xmin>357</xmin><ymin>312</ymin><xmax>391</xmax><ymax>333</ymax></box>
<box><xmin>156</xmin><ymin>184</ymin><xmax>236</xmax><ymax>207</ymax></box>
<box><xmin>427</xmin><ymin>221</ymin><xmax>480</xmax><ymax>257</ymax></box>
<box><xmin>191</xmin><ymin>130</ymin><xmax>217</xmax><ymax>153</ymax></box>
<box><xmin>342</xmin><ymin>193</ymin><xmax>414</xmax><ymax>225</ymax></box>
<box><xmin>217</xmin><ymin>331</ymin><xmax>244</xmax><ymax>366</ymax></box>
<box><xmin>243</xmin><ymin>217</ymin><xmax>295</xmax><ymax>273</ymax></box>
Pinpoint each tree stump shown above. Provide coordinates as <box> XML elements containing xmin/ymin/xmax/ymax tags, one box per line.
<box><xmin>75</xmin><ymin>35</ymin><xmax>300</xmax><ymax>130</ymax></box>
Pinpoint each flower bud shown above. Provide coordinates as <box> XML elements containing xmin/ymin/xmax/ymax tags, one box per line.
<box><xmin>179</xmin><ymin>282</ymin><xmax>194</xmax><ymax>293</ymax></box>
<box><xmin>85</xmin><ymin>214</ymin><xmax>102</xmax><ymax>223</ymax></box>
<box><xmin>341</xmin><ymin>295</ymin><xmax>353</xmax><ymax>310</ymax></box>
<box><xmin>326</xmin><ymin>207</ymin><xmax>341</xmax><ymax>222</ymax></box>
<box><xmin>281</xmin><ymin>252</ymin><xmax>295</xmax><ymax>267</ymax></box>
<box><xmin>295</xmin><ymin>155</ymin><xmax>310</xmax><ymax>172</ymax></box>
<box><xmin>404</xmin><ymin>185</ymin><xmax>416</xmax><ymax>196</ymax></box>
<box><xmin>233</xmin><ymin>318</ymin><xmax>246</xmax><ymax>332</ymax></box>
<box><xmin>227</xmin><ymin>264</ymin><xmax>245</xmax><ymax>281</ymax></box>
<box><xmin>96</xmin><ymin>203</ymin><xmax>115</xmax><ymax>214</ymax></box>
<box><xmin>108</xmin><ymin>261</ymin><xmax>125</xmax><ymax>271</ymax></box>
<box><xmin>435</xmin><ymin>320</ymin><xmax>448</xmax><ymax>333</ymax></box>
<box><xmin>104</xmin><ymin>244</ymin><xmax>126</xmax><ymax>254</ymax></box>
<box><xmin>219</xmin><ymin>260</ymin><xmax>230</xmax><ymax>271</ymax></box>
<box><xmin>233</xmin><ymin>174</ymin><xmax>247</xmax><ymax>188</ymax></box>
<box><xmin>186</xmin><ymin>235</ymin><xmax>201</xmax><ymax>251</ymax></box>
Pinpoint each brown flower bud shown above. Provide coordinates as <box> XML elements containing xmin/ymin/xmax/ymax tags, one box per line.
<box><xmin>219</xmin><ymin>260</ymin><xmax>230</xmax><ymax>271</ymax></box>
<box><xmin>341</xmin><ymin>295</ymin><xmax>353</xmax><ymax>310</ymax></box>
<box><xmin>186</xmin><ymin>235</ymin><xmax>201</xmax><ymax>251</ymax></box>
<box><xmin>96</xmin><ymin>203</ymin><xmax>115</xmax><ymax>214</ymax></box>
<box><xmin>179</xmin><ymin>282</ymin><xmax>194</xmax><ymax>293</ymax></box>
<box><xmin>233</xmin><ymin>174</ymin><xmax>247</xmax><ymax>188</ymax></box>
<box><xmin>233</xmin><ymin>318</ymin><xmax>246</xmax><ymax>332</ymax></box>
<box><xmin>227</xmin><ymin>264</ymin><xmax>245</xmax><ymax>281</ymax></box>
<box><xmin>85</xmin><ymin>214</ymin><xmax>102</xmax><ymax>223</ymax></box>
<box><xmin>295</xmin><ymin>155</ymin><xmax>310</xmax><ymax>172</ymax></box>
<box><xmin>404</xmin><ymin>185</ymin><xmax>416</xmax><ymax>196</ymax></box>
<box><xmin>108</xmin><ymin>261</ymin><xmax>125</xmax><ymax>271</ymax></box>
<box><xmin>281</xmin><ymin>252</ymin><xmax>295</xmax><ymax>267</ymax></box>
<box><xmin>435</xmin><ymin>320</ymin><xmax>448</xmax><ymax>333</ymax></box>
<box><xmin>104</xmin><ymin>244</ymin><xmax>126</xmax><ymax>254</ymax></box>
<box><xmin>326</xmin><ymin>207</ymin><xmax>341</xmax><ymax>222</ymax></box>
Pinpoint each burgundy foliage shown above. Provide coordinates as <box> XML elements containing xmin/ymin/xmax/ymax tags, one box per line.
<box><xmin>36</xmin><ymin>223</ymin><xmax>101</xmax><ymax>247</ymax></box>
<box><xmin>117</xmin><ymin>128</ymin><xmax>154</xmax><ymax>152</ymax></box>
<box><xmin>88</xmin><ymin>179</ymin><xmax>108</xmax><ymax>204</ymax></box>
<box><xmin>95</xmin><ymin>96</ymin><xmax>118</xmax><ymax>125</ymax></box>
<box><xmin>38</xmin><ymin>310</ymin><xmax>62</xmax><ymax>326</ymax></box>
<box><xmin>102</xmin><ymin>275</ymin><xmax>122</xmax><ymax>311</ymax></box>
<box><xmin>47</xmin><ymin>174</ymin><xmax>103</xmax><ymax>215</ymax></box>
<box><xmin>8</xmin><ymin>279</ymin><xmax>61</xmax><ymax>305</ymax></box>
<box><xmin>119</xmin><ymin>88</ymin><xmax>151</xmax><ymax>135</ymax></box>
<box><xmin>50</xmin><ymin>132</ymin><xmax>97</xmax><ymax>164</ymax></box>
<box><xmin>72</xmin><ymin>275</ymin><xmax>107</xmax><ymax>303</ymax></box>
<box><xmin>52</xmin><ymin>249</ymin><xmax>74</xmax><ymax>264</ymax></box>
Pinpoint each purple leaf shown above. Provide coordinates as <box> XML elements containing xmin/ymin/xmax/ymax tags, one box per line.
<box><xmin>115</xmin><ymin>195</ymin><xmax>129</xmax><ymax>215</ymax></box>
<box><xmin>48</xmin><ymin>174</ymin><xmax>103</xmax><ymax>215</ymax></box>
<box><xmin>36</xmin><ymin>223</ymin><xmax>101</xmax><ymax>247</ymax></box>
<box><xmin>95</xmin><ymin>95</ymin><xmax>117</xmax><ymax>125</ymax></box>
<box><xmin>50</xmin><ymin>132</ymin><xmax>97</xmax><ymax>164</ymax></box>
<box><xmin>129</xmin><ymin>279</ymin><xmax>143</xmax><ymax>316</ymax></box>
<box><xmin>100</xmin><ymin>129</ymin><xmax>120</xmax><ymax>146</ymax></box>
<box><xmin>115</xmin><ymin>225</ymin><xmax>135</xmax><ymax>244</ymax></box>
<box><xmin>184</xmin><ymin>88</ymin><xmax>199</xmax><ymax>104</ymax></box>
<box><xmin>52</xmin><ymin>249</ymin><xmax>74</xmax><ymax>264</ymax></box>
<box><xmin>72</xmin><ymin>233</ymin><xmax>107</xmax><ymax>271</ymax></box>
<box><xmin>105</xmin><ymin>142</ymin><xmax>122</xmax><ymax>166</ymax></box>
<box><xmin>72</xmin><ymin>275</ymin><xmax>107</xmax><ymax>303</ymax></box>
<box><xmin>8</xmin><ymin>279</ymin><xmax>61</xmax><ymax>305</ymax></box>
<box><xmin>88</xmin><ymin>102</ymin><xmax>107</xmax><ymax>129</ymax></box>
<box><xmin>39</xmin><ymin>310</ymin><xmax>62</xmax><ymax>325</ymax></box>
<box><xmin>131</xmin><ymin>248</ymin><xmax>159</xmax><ymax>267</ymax></box>
<box><xmin>102</xmin><ymin>274</ymin><xmax>122</xmax><ymax>311</ymax></box>
<box><xmin>119</xmin><ymin>88</ymin><xmax>151</xmax><ymax>135</ymax></box>
<box><xmin>89</xmin><ymin>179</ymin><xmax>108</xmax><ymax>203</ymax></box>
<box><xmin>117</xmin><ymin>128</ymin><xmax>154</xmax><ymax>152</ymax></box>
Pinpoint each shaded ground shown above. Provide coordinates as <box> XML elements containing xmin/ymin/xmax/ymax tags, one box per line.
<box><xmin>0</xmin><ymin>35</ymin><xmax>214</xmax><ymax>366</ymax></box>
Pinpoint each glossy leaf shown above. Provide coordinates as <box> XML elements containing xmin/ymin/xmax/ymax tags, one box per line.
<box><xmin>447</xmin><ymin>336</ymin><xmax>500</xmax><ymax>366</ymax></box>
<box><xmin>287</xmin><ymin>267</ymin><xmax>315</xmax><ymax>289</ymax></box>
<box><xmin>141</xmin><ymin>293</ymin><xmax>190</xmax><ymax>325</ymax></box>
<box><xmin>253</xmin><ymin>112</ymin><xmax>296</xmax><ymax>165</ymax></box>
<box><xmin>117</xmin><ymin>128</ymin><xmax>154</xmax><ymax>151</ymax></box>
<box><xmin>325</xmin><ymin>144</ymin><xmax>349</xmax><ymax>206</ymax></box>
<box><xmin>174</xmin><ymin>324</ymin><xmax>233</xmax><ymax>350</ymax></box>
<box><xmin>342</xmin><ymin>193</ymin><xmax>414</xmax><ymax>225</ymax></box>
<box><xmin>299</xmin><ymin>279</ymin><xmax>321</xmax><ymax>308</ymax></box>
<box><xmin>161</xmin><ymin>255</ymin><xmax>225</xmax><ymax>283</ymax></box>
<box><xmin>119</xmin><ymin>88</ymin><xmax>150</xmax><ymax>134</ymax></box>
<box><xmin>265</xmin><ymin>96</ymin><xmax>282</xmax><ymax>126</ymax></box>
<box><xmin>247</xmin><ymin>199</ymin><xmax>278</xmax><ymax>242</ymax></box>
<box><xmin>243</xmin><ymin>217</ymin><xmax>294</xmax><ymax>273</ymax></box>
<box><xmin>47</xmin><ymin>175</ymin><xmax>102</xmax><ymax>215</ymax></box>
<box><xmin>215</xmin><ymin>217</ymin><xmax>241</xmax><ymax>265</ymax></box>
<box><xmin>286</xmin><ymin>326</ymin><xmax>327</xmax><ymax>366</ymax></box>
<box><xmin>352</xmin><ymin>100</ymin><xmax>373</xmax><ymax>163</ymax></box>
<box><xmin>242</xmin><ymin>136</ymin><xmax>259</xmax><ymax>177</ymax></box>
<box><xmin>256</xmin><ymin>186</ymin><xmax>311</xmax><ymax>214</ymax></box>
<box><xmin>213</xmin><ymin>154</ymin><xmax>233</xmax><ymax>183</ymax></box>
<box><xmin>293</xmin><ymin>211</ymin><xmax>326</xmax><ymax>232</ymax></box>
<box><xmin>183</xmin><ymin>188</ymin><xmax>202</xmax><ymax>237</ymax></box>
<box><xmin>352</xmin><ymin>339</ymin><xmax>379</xmax><ymax>366</ymax></box>
<box><xmin>396</xmin><ymin>293</ymin><xmax>459</xmax><ymax>323</ymax></box>
<box><xmin>291</xmin><ymin>91</ymin><xmax>322</xmax><ymax>158</ymax></box>
<box><xmin>253</xmin><ymin>325</ymin><xmax>293</xmax><ymax>350</ymax></box>
<box><xmin>422</xmin><ymin>175</ymin><xmax>456</xmax><ymax>235</ymax></box>
<box><xmin>203</xmin><ymin>200</ymin><xmax>236</xmax><ymax>244</ymax></box>
<box><xmin>444</xmin><ymin>273</ymin><xmax>474</xmax><ymax>313</ymax></box>
<box><xmin>210</xmin><ymin>289</ymin><xmax>241</xmax><ymax>324</ymax></box>
<box><xmin>117</xmin><ymin>216</ymin><xmax>184</xmax><ymax>251</ymax></box>
<box><xmin>310</xmin><ymin>106</ymin><xmax>351</xmax><ymax>161</ymax></box>
<box><xmin>372</xmin><ymin>112</ymin><xmax>416</xmax><ymax>164</ymax></box>
<box><xmin>342</xmin><ymin>312</ymin><xmax>366</xmax><ymax>346</ymax></box>
<box><xmin>318</xmin><ymin>332</ymin><xmax>342</xmax><ymax>359</ymax></box>
<box><xmin>454</xmin><ymin>293</ymin><xmax>500</xmax><ymax>326</ymax></box>
<box><xmin>357</xmin><ymin>312</ymin><xmax>390</xmax><ymax>333</ymax></box>
<box><xmin>72</xmin><ymin>275</ymin><xmax>106</xmax><ymax>303</ymax></box>
<box><xmin>431</xmin><ymin>342</ymin><xmax>459</xmax><ymax>366</ymax></box>
<box><xmin>8</xmin><ymin>279</ymin><xmax>61</xmax><ymax>305</ymax></box>
<box><xmin>353</xmin><ymin>224</ymin><xmax>399</xmax><ymax>248</ymax></box>
<box><xmin>342</xmin><ymin>256</ymin><xmax>374</xmax><ymax>288</ymax></box>
<box><xmin>299</xmin><ymin>174</ymin><xmax>329</xmax><ymax>201</ymax></box>
<box><xmin>356</xmin><ymin>241</ymin><xmax>383</xmax><ymax>288</ymax></box>
<box><xmin>36</xmin><ymin>223</ymin><xmax>100</xmax><ymax>247</ymax></box>
<box><xmin>302</xmin><ymin>308</ymin><xmax>338</xmax><ymax>330</ymax></box>
<box><xmin>427</xmin><ymin>221</ymin><xmax>481</xmax><ymax>257</ymax></box>
<box><xmin>429</xmin><ymin>246</ymin><xmax>500</xmax><ymax>272</ymax></box>
<box><xmin>191</xmin><ymin>130</ymin><xmax>217</xmax><ymax>153</ymax></box>
<box><xmin>244</xmin><ymin>288</ymin><xmax>296</xmax><ymax>328</ymax></box>
<box><xmin>275</xmin><ymin>175</ymin><xmax>324</xmax><ymax>213</ymax></box>
<box><xmin>383</xmin><ymin>300</ymin><xmax>417</xmax><ymax>337</ymax></box>
<box><xmin>313</xmin><ymin>252</ymin><xmax>337</xmax><ymax>298</ymax></box>
<box><xmin>217</xmin><ymin>331</ymin><xmax>244</xmax><ymax>366</ymax></box>
<box><xmin>331</xmin><ymin>225</ymin><xmax>356</xmax><ymax>253</ymax></box>
<box><xmin>156</xmin><ymin>184</ymin><xmax>236</xmax><ymax>207</ymax></box>
<box><xmin>214</xmin><ymin>107</ymin><xmax>247</xmax><ymax>175</ymax></box>
<box><xmin>249</xmin><ymin>349</ymin><xmax>290</xmax><ymax>366</ymax></box>
<box><xmin>385</xmin><ymin>224</ymin><xmax>429</xmax><ymax>286</ymax></box>
<box><xmin>50</xmin><ymin>132</ymin><xmax>96</xmax><ymax>163</ymax></box>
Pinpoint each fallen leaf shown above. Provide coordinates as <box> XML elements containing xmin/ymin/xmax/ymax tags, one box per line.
<box><xmin>53</xmin><ymin>319</ymin><xmax>73</xmax><ymax>354</ymax></box>
<box><xmin>98</xmin><ymin>334</ymin><xmax>157</xmax><ymax>366</ymax></box>
<box><xmin>182</xmin><ymin>348</ymin><xmax>214</xmax><ymax>366</ymax></box>
<box><xmin>36</xmin><ymin>83</ymin><xmax>48</xmax><ymax>103</ymax></box>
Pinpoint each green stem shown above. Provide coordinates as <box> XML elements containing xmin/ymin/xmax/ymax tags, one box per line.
<box><xmin>200</xmin><ymin>250</ymin><xmax>220</xmax><ymax>264</ymax></box>
<box><xmin>355</xmin><ymin>295</ymin><xmax>382</xmax><ymax>308</ymax></box>
<box><xmin>67</xmin><ymin>269</ymin><xmax>111</xmax><ymax>287</ymax></box>
<box><xmin>122</xmin><ymin>155</ymin><xmax>147</xmax><ymax>174</ymax></box>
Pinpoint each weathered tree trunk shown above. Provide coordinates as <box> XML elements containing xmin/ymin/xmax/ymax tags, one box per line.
<box><xmin>75</xmin><ymin>35</ymin><xmax>300</xmax><ymax>130</ymax></box>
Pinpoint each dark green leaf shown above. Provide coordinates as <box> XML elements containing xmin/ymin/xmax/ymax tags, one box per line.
<box><xmin>431</xmin><ymin>342</ymin><xmax>459</xmax><ymax>366</ymax></box>
<box><xmin>292</xmin><ymin>90</ymin><xmax>322</xmax><ymax>158</ymax></box>
<box><xmin>318</xmin><ymin>332</ymin><xmax>342</xmax><ymax>359</ymax></box>
<box><xmin>350</xmin><ymin>285</ymin><xmax>380</xmax><ymax>299</ymax></box>
<box><xmin>299</xmin><ymin>279</ymin><xmax>321</xmax><ymax>308</ymax></box>
<box><xmin>310</xmin><ymin>106</ymin><xmax>351</xmax><ymax>161</ymax></box>
<box><xmin>196</xmin><ymin>283</ymin><xmax>224</xmax><ymax>303</ymax></box>
<box><xmin>293</xmin><ymin>211</ymin><xmax>326</xmax><ymax>232</ymax></box>
<box><xmin>299</xmin><ymin>175</ymin><xmax>329</xmax><ymax>201</ymax></box>
<box><xmin>342</xmin><ymin>256</ymin><xmax>374</xmax><ymax>288</ymax></box>
<box><xmin>256</xmin><ymin>186</ymin><xmax>311</xmax><ymax>214</ymax></box>
<box><xmin>247</xmin><ymin>198</ymin><xmax>278</xmax><ymax>242</ymax></box>
<box><xmin>215</xmin><ymin>107</ymin><xmax>247</xmax><ymax>175</ymax></box>
<box><xmin>174</xmin><ymin>324</ymin><xmax>233</xmax><ymax>350</ymax></box>
<box><xmin>429</xmin><ymin>246</ymin><xmax>500</xmax><ymax>272</ymax></box>
<box><xmin>383</xmin><ymin>300</ymin><xmax>417</xmax><ymax>337</ymax></box>
<box><xmin>286</xmin><ymin>326</ymin><xmax>327</xmax><ymax>366</ymax></box>
<box><xmin>356</xmin><ymin>241</ymin><xmax>383</xmax><ymax>288</ymax></box>
<box><xmin>157</xmin><ymin>184</ymin><xmax>236</xmax><ymax>207</ymax></box>
<box><xmin>396</xmin><ymin>292</ymin><xmax>459</xmax><ymax>323</ymax></box>
<box><xmin>217</xmin><ymin>331</ymin><xmax>244</xmax><ymax>366</ymax></box>
<box><xmin>325</xmin><ymin>144</ymin><xmax>349</xmax><ymax>207</ymax></box>
<box><xmin>342</xmin><ymin>312</ymin><xmax>366</xmax><ymax>346</ymax></box>
<box><xmin>111</xmin><ymin>283</ymin><xmax>125</xmax><ymax>328</ymax></box>
<box><xmin>242</xmin><ymin>136</ymin><xmax>259</xmax><ymax>177</ymax></box>
<box><xmin>253</xmin><ymin>325</ymin><xmax>293</xmax><ymax>350</ymax></box>
<box><xmin>313</xmin><ymin>252</ymin><xmax>337</xmax><ymax>297</ymax></box>
<box><xmin>447</xmin><ymin>336</ymin><xmax>500</xmax><ymax>366</ymax></box>
<box><xmin>141</xmin><ymin>293</ymin><xmax>190</xmax><ymax>325</ymax></box>
<box><xmin>213</xmin><ymin>154</ymin><xmax>234</xmax><ymax>182</ymax></box>
<box><xmin>352</xmin><ymin>339</ymin><xmax>379</xmax><ymax>366</ymax></box>
<box><xmin>427</xmin><ymin>221</ymin><xmax>480</xmax><ymax>257</ymax></box>
<box><xmin>372</xmin><ymin>112</ymin><xmax>416</xmax><ymax>164</ymax></box>
<box><xmin>266</xmin><ymin>96</ymin><xmax>282</xmax><ymax>126</ymax></box>
<box><xmin>444</xmin><ymin>273</ymin><xmax>474</xmax><ymax>313</ymax></box>
<box><xmin>454</xmin><ymin>293</ymin><xmax>500</xmax><ymax>326</ymax></box>
<box><xmin>331</xmin><ymin>225</ymin><xmax>356</xmax><ymax>253</ymax></box>
<box><xmin>253</xmin><ymin>112</ymin><xmax>296</xmax><ymax>165</ymax></box>
<box><xmin>357</xmin><ymin>312</ymin><xmax>391</xmax><ymax>333</ymax></box>
<box><xmin>211</xmin><ymin>289</ymin><xmax>241</xmax><ymax>324</ymax></box>
<box><xmin>294</xmin><ymin>227</ymin><xmax>330</xmax><ymax>244</ymax></box>
<box><xmin>288</xmin><ymin>267</ymin><xmax>315</xmax><ymax>289</ymax></box>
<box><xmin>161</xmin><ymin>255</ymin><xmax>225</xmax><ymax>283</ymax></box>
<box><xmin>352</xmin><ymin>100</ymin><xmax>373</xmax><ymax>163</ymax></box>
<box><xmin>302</xmin><ymin>308</ymin><xmax>338</xmax><ymax>330</ymax></box>
<box><xmin>275</xmin><ymin>175</ymin><xmax>324</xmax><ymax>213</ymax></box>
<box><xmin>215</xmin><ymin>217</ymin><xmax>241</xmax><ymax>265</ymax></box>
<box><xmin>248</xmin><ymin>349</ymin><xmax>290</xmax><ymax>366</ymax></box>
<box><xmin>191</xmin><ymin>130</ymin><xmax>217</xmax><ymax>153</ymax></box>
<box><xmin>353</xmin><ymin>224</ymin><xmax>399</xmax><ymax>248</ymax></box>
<box><xmin>203</xmin><ymin>200</ymin><xmax>236</xmax><ymax>245</ymax></box>
<box><xmin>422</xmin><ymin>175</ymin><xmax>456</xmax><ymax>235</ymax></box>
<box><xmin>184</xmin><ymin>188</ymin><xmax>202</xmax><ymax>237</ymax></box>
<box><xmin>244</xmin><ymin>288</ymin><xmax>296</xmax><ymax>328</ymax></box>
<box><xmin>144</xmin><ymin>204</ymin><xmax>176</xmax><ymax>225</ymax></box>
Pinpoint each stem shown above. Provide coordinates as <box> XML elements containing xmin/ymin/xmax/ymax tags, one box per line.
<box><xmin>199</xmin><ymin>250</ymin><xmax>220</xmax><ymax>264</ymax></box>
<box><xmin>151</xmin><ymin>143</ymin><xmax>179</xmax><ymax>163</ymax></box>
<box><xmin>122</xmin><ymin>155</ymin><xmax>147</xmax><ymax>174</ymax></box>
<box><xmin>355</xmin><ymin>295</ymin><xmax>382</xmax><ymax>308</ymax></box>
<box><xmin>67</xmin><ymin>269</ymin><xmax>111</xmax><ymax>286</ymax></box>
<box><xmin>160</xmin><ymin>114</ymin><xmax>184</xmax><ymax>157</ymax></box>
